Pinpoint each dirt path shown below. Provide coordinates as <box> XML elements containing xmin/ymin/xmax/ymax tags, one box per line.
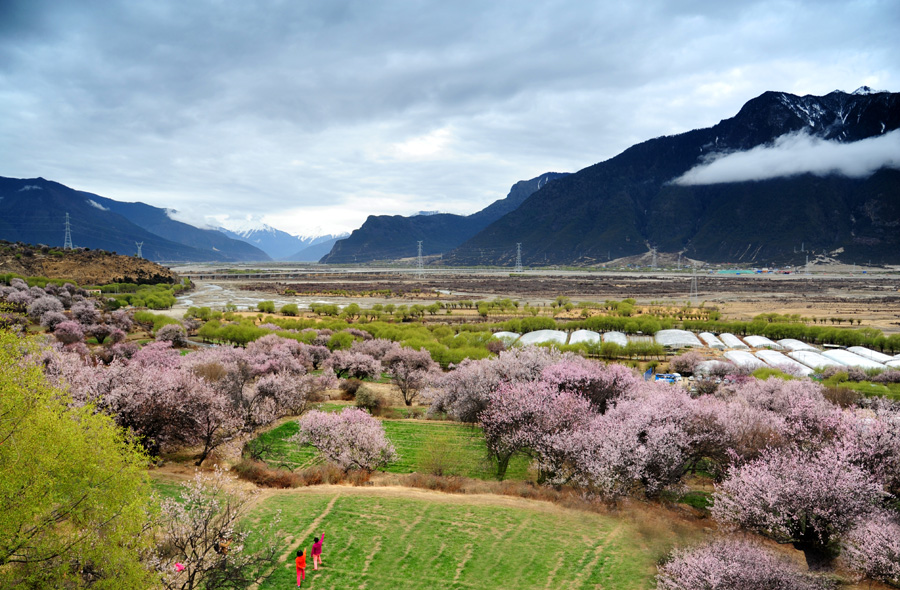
<box><xmin>248</xmin><ymin>493</ymin><xmax>341</xmax><ymax>590</ymax></box>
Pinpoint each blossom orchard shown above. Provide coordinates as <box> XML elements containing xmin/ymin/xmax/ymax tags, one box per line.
<box><xmin>426</xmin><ymin>346</ymin><xmax>900</xmax><ymax>578</ymax></box>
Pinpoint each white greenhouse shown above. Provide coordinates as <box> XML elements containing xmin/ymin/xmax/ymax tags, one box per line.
<box><xmin>655</xmin><ymin>329</ymin><xmax>703</xmax><ymax>349</ymax></box>
<box><xmin>743</xmin><ymin>335</ymin><xmax>782</xmax><ymax>349</ymax></box>
<box><xmin>719</xmin><ymin>333</ymin><xmax>749</xmax><ymax>349</ymax></box>
<box><xmin>699</xmin><ymin>332</ymin><xmax>726</xmax><ymax>349</ymax></box>
<box><xmin>569</xmin><ymin>330</ymin><xmax>601</xmax><ymax>345</ymax></box>
<box><xmin>724</xmin><ymin>350</ymin><xmax>767</xmax><ymax>370</ymax></box>
<box><xmin>821</xmin><ymin>349</ymin><xmax>886</xmax><ymax>370</ymax></box>
<box><xmin>492</xmin><ymin>331</ymin><xmax>521</xmax><ymax>345</ymax></box>
<box><xmin>602</xmin><ymin>331</ymin><xmax>629</xmax><ymax>347</ymax></box>
<box><xmin>755</xmin><ymin>350</ymin><xmax>814</xmax><ymax>377</ymax></box>
<box><xmin>694</xmin><ymin>360</ymin><xmax>735</xmax><ymax>376</ymax></box>
<box><xmin>847</xmin><ymin>346</ymin><xmax>895</xmax><ymax>364</ymax></box>
<box><xmin>788</xmin><ymin>351</ymin><xmax>845</xmax><ymax>370</ymax></box>
<box><xmin>886</xmin><ymin>359</ymin><xmax>900</xmax><ymax>369</ymax></box>
<box><xmin>777</xmin><ymin>338</ymin><xmax>818</xmax><ymax>352</ymax></box>
<box><xmin>518</xmin><ymin>330</ymin><xmax>568</xmax><ymax>346</ymax></box>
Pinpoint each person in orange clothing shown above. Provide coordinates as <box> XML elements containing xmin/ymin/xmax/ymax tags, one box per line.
<box><xmin>295</xmin><ymin>549</ymin><xmax>306</xmax><ymax>587</ymax></box>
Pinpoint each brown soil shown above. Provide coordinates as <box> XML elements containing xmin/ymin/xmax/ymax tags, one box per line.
<box><xmin>0</xmin><ymin>244</ymin><xmax>178</xmax><ymax>285</ymax></box>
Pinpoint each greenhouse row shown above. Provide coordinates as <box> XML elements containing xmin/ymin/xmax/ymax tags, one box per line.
<box><xmin>493</xmin><ymin>327</ymin><xmax>898</xmax><ymax>371</ymax></box>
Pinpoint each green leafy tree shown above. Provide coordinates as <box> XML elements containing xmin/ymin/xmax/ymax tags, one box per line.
<box><xmin>0</xmin><ymin>331</ymin><xmax>155</xmax><ymax>589</ymax></box>
<box><xmin>280</xmin><ymin>303</ymin><xmax>299</xmax><ymax>316</ymax></box>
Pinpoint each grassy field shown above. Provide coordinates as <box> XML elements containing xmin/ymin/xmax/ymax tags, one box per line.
<box><xmin>252</xmin><ymin>411</ymin><xmax>532</xmax><ymax>480</ymax></box>
<box><xmin>836</xmin><ymin>380</ymin><xmax>900</xmax><ymax>401</ymax></box>
<box><xmin>243</xmin><ymin>488</ymin><xmax>693</xmax><ymax>590</ymax></box>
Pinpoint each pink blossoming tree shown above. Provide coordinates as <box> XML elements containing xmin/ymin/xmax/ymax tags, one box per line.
<box><xmin>293</xmin><ymin>407</ymin><xmax>397</xmax><ymax>472</ymax></box>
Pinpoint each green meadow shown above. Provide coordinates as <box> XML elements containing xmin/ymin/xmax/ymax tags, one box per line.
<box><xmin>242</xmin><ymin>489</ymin><xmax>691</xmax><ymax>590</ymax></box>
<box><xmin>251</xmin><ymin>412</ymin><xmax>532</xmax><ymax>480</ymax></box>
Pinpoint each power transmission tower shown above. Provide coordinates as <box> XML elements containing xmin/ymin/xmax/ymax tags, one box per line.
<box><xmin>135</xmin><ymin>241</ymin><xmax>144</xmax><ymax>259</ymax></box>
<box><xmin>651</xmin><ymin>247</ymin><xmax>657</xmax><ymax>269</ymax></box>
<box><xmin>416</xmin><ymin>241</ymin><xmax>424</xmax><ymax>278</ymax></box>
<box><xmin>63</xmin><ymin>213</ymin><xmax>73</xmax><ymax>250</ymax></box>
<box><xmin>514</xmin><ymin>243</ymin><xmax>523</xmax><ymax>273</ymax></box>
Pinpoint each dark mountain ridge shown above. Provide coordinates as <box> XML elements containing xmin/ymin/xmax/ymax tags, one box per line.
<box><xmin>321</xmin><ymin>172</ymin><xmax>567</xmax><ymax>263</ymax></box>
<box><xmin>0</xmin><ymin>177</ymin><xmax>270</xmax><ymax>262</ymax></box>
<box><xmin>446</xmin><ymin>89</ymin><xmax>900</xmax><ymax>266</ymax></box>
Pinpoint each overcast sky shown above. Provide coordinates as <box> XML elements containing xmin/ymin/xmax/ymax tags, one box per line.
<box><xmin>1</xmin><ymin>0</ymin><xmax>897</xmax><ymax>237</ymax></box>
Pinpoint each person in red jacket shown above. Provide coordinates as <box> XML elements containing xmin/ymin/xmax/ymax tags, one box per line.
<box><xmin>295</xmin><ymin>549</ymin><xmax>306</xmax><ymax>587</ymax></box>
<box><xmin>311</xmin><ymin>532</ymin><xmax>325</xmax><ymax>570</ymax></box>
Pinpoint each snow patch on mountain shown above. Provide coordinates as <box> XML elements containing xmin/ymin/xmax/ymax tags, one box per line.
<box><xmin>87</xmin><ymin>199</ymin><xmax>109</xmax><ymax>211</ymax></box>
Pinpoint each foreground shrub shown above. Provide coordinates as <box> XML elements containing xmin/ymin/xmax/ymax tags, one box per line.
<box><xmin>354</xmin><ymin>386</ymin><xmax>385</xmax><ymax>415</ymax></box>
<box><xmin>406</xmin><ymin>472</ymin><xmax>465</xmax><ymax>494</ymax></box>
<box><xmin>657</xmin><ymin>538</ymin><xmax>834</xmax><ymax>590</ymax></box>
<box><xmin>339</xmin><ymin>379</ymin><xmax>363</xmax><ymax>400</ymax></box>
<box><xmin>294</xmin><ymin>464</ymin><xmax>349</xmax><ymax>486</ymax></box>
<box><xmin>232</xmin><ymin>459</ymin><xmax>300</xmax><ymax>488</ymax></box>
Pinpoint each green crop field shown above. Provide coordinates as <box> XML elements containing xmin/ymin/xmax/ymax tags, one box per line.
<box><xmin>252</xmin><ymin>416</ymin><xmax>532</xmax><ymax>480</ymax></box>
<box><xmin>243</xmin><ymin>488</ymin><xmax>690</xmax><ymax>590</ymax></box>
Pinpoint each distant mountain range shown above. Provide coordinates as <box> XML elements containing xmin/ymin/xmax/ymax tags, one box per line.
<box><xmin>321</xmin><ymin>172</ymin><xmax>567</xmax><ymax>263</ymax></box>
<box><xmin>443</xmin><ymin>87</ymin><xmax>900</xmax><ymax>266</ymax></box>
<box><xmin>217</xmin><ymin>224</ymin><xmax>348</xmax><ymax>261</ymax></box>
<box><xmin>0</xmin><ymin>177</ymin><xmax>353</xmax><ymax>263</ymax></box>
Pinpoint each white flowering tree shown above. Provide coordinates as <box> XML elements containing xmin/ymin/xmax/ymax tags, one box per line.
<box><xmin>153</xmin><ymin>468</ymin><xmax>280</xmax><ymax>590</ymax></box>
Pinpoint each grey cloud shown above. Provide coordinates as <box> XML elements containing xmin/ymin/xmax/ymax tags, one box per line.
<box><xmin>1</xmin><ymin>0</ymin><xmax>898</xmax><ymax>236</ymax></box>
<box><xmin>674</xmin><ymin>130</ymin><xmax>900</xmax><ymax>185</ymax></box>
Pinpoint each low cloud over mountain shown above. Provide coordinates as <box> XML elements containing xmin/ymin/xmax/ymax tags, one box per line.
<box><xmin>675</xmin><ymin>129</ymin><xmax>900</xmax><ymax>185</ymax></box>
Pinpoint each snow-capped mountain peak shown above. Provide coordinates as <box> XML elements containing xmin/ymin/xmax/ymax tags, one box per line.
<box><xmin>215</xmin><ymin>215</ymin><xmax>280</xmax><ymax>237</ymax></box>
<box><xmin>852</xmin><ymin>85</ymin><xmax>887</xmax><ymax>96</ymax></box>
<box><xmin>215</xmin><ymin>217</ymin><xmax>350</xmax><ymax>260</ymax></box>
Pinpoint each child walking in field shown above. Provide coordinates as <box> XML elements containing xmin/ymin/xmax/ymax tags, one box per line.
<box><xmin>312</xmin><ymin>532</ymin><xmax>325</xmax><ymax>570</ymax></box>
<box><xmin>295</xmin><ymin>549</ymin><xmax>306</xmax><ymax>587</ymax></box>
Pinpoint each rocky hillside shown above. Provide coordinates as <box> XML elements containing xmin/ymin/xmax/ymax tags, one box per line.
<box><xmin>0</xmin><ymin>241</ymin><xmax>177</xmax><ymax>285</ymax></box>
